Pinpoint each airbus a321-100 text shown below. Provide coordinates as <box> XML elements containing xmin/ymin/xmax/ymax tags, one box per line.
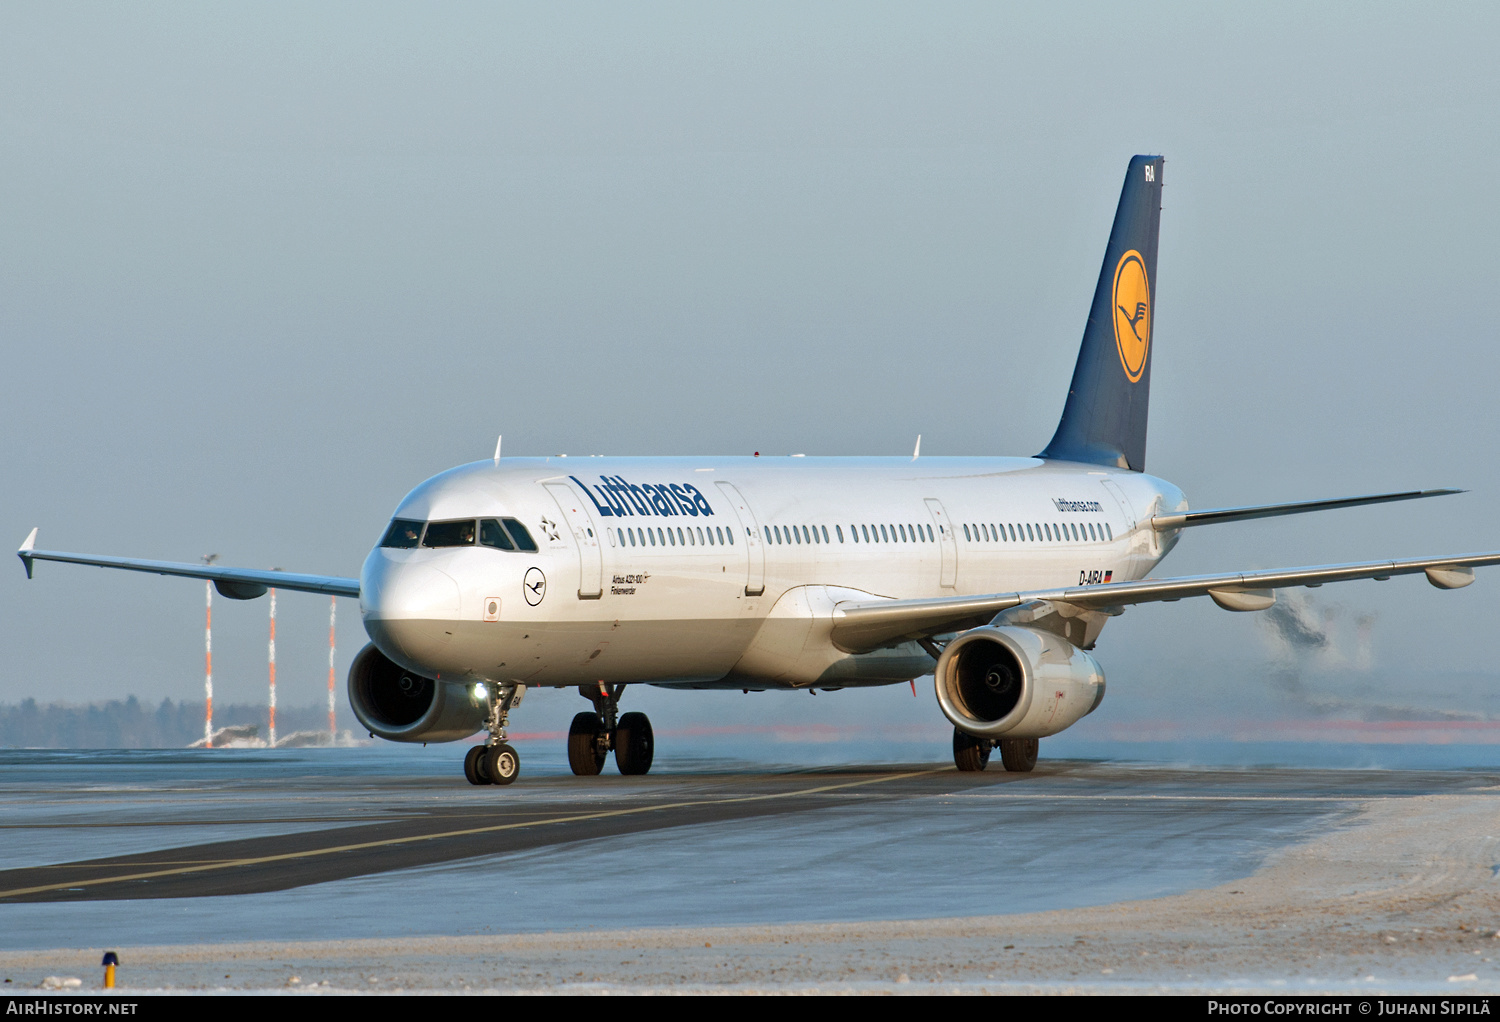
<box><xmin>19</xmin><ymin>156</ymin><xmax>1496</xmax><ymax>784</ymax></box>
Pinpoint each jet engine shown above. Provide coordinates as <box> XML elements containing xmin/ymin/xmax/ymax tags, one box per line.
<box><xmin>347</xmin><ymin>643</ymin><xmax>486</xmax><ymax>743</ymax></box>
<box><xmin>933</xmin><ymin>626</ymin><xmax>1106</xmax><ymax>739</ymax></box>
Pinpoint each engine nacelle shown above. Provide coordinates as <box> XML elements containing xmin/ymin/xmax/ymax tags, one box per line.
<box><xmin>347</xmin><ymin>643</ymin><xmax>486</xmax><ymax>743</ymax></box>
<box><xmin>933</xmin><ymin>625</ymin><xmax>1106</xmax><ymax>739</ymax></box>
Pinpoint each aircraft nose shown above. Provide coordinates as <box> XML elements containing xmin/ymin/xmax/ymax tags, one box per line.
<box><xmin>361</xmin><ymin>554</ymin><xmax>461</xmax><ymax>622</ymax></box>
<box><xmin>360</xmin><ymin>553</ymin><xmax>464</xmax><ymax>669</ymax></box>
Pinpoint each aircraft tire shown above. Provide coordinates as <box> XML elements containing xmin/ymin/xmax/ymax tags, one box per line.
<box><xmin>568</xmin><ymin>712</ymin><xmax>606</xmax><ymax>776</ymax></box>
<box><xmin>614</xmin><ymin>711</ymin><xmax>654</xmax><ymax>776</ymax></box>
<box><xmin>463</xmin><ymin>744</ymin><xmax>491</xmax><ymax>785</ymax></box>
<box><xmin>999</xmin><ymin>737</ymin><xmax>1039</xmax><ymax>773</ymax></box>
<box><xmin>952</xmin><ymin>727</ymin><xmax>990</xmax><ymax>772</ymax></box>
<box><xmin>485</xmin><ymin>742</ymin><xmax>520</xmax><ymax>785</ymax></box>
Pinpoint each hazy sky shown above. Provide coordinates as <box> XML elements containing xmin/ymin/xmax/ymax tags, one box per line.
<box><xmin>3</xmin><ymin>3</ymin><xmax>1498</xmax><ymax>738</ymax></box>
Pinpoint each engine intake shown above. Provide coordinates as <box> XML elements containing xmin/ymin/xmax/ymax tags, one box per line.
<box><xmin>934</xmin><ymin>625</ymin><xmax>1105</xmax><ymax>739</ymax></box>
<box><xmin>347</xmin><ymin>643</ymin><xmax>486</xmax><ymax>743</ymax></box>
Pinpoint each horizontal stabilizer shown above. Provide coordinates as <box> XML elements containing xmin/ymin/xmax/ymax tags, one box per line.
<box><xmin>15</xmin><ymin>537</ymin><xmax>359</xmax><ymax>599</ymax></box>
<box><xmin>831</xmin><ymin>549</ymin><xmax>1500</xmax><ymax>653</ymax></box>
<box><xmin>1151</xmin><ymin>489</ymin><xmax>1462</xmax><ymax>531</ymax></box>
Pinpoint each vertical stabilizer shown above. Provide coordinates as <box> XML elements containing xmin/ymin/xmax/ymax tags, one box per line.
<box><xmin>1038</xmin><ymin>155</ymin><xmax>1164</xmax><ymax>472</ymax></box>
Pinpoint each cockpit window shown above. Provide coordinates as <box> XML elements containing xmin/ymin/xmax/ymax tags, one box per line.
<box><xmin>502</xmin><ymin>518</ymin><xmax>539</xmax><ymax>552</ymax></box>
<box><xmin>381</xmin><ymin>519</ymin><xmax>424</xmax><ymax>548</ymax></box>
<box><xmin>479</xmin><ymin>519</ymin><xmax>514</xmax><ymax>551</ymax></box>
<box><xmin>423</xmin><ymin>519</ymin><xmax>477</xmax><ymax>547</ymax></box>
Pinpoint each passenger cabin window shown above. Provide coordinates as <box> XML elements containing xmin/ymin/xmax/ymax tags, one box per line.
<box><xmin>423</xmin><ymin>519</ymin><xmax>476</xmax><ymax>547</ymax></box>
<box><xmin>480</xmin><ymin>519</ymin><xmax>515</xmax><ymax>551</ymax></box>
<box><xmin>381</xmin><ymin>519</ymin><xmax>424</xmax><ymax>548</ymax></box>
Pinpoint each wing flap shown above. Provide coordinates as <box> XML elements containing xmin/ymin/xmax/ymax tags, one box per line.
<box><xmin>830</xmin><ymin>592</ymin><xmax>1024</xmax><ymax>654</ymax></box>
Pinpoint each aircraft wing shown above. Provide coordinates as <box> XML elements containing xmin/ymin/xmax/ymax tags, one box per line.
<box><xmin>16</xmin><ymin>529</ymin><xmax>359</xmax><ymax>600</ymax></box>
<box><xmin>1150</xmin><ymin>488</ymin><xmax>1460</xmax><ymax>530</ymax></box>
<box><xmin>830</xmin><ymin>550</ymin><xmax>1500</xmax><ymax>654</ymax></box>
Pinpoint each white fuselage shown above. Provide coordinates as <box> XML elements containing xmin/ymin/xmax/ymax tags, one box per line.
<box><xmin>359</xmin><ymin>456</ymin><xmax>1185</xmax><ymax>691</ymax></box>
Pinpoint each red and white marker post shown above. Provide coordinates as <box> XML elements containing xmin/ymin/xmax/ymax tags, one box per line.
<box><xmin>268</xmin><ymin>588</ymin><xmax>278</xmax><ymax>747</ymax></box>
<box><xmin>327</xmin><ymin>596</ymin><xmax>337</xmax><ymax>739</ymax></box>
<box><xmin>204</xmin><ymin>580</ymin><xmax>213</xmax><ymax>746</ymax></box>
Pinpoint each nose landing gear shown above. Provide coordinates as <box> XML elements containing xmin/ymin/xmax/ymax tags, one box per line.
<box><xmin>568</xmin><ymin>684</ymin><xmax>654</xmax><ymax>777</ymax></box>
<box><xmin>464</xmin><ymin>682</ymin><xmax>523</xmax><ymax>786</ymax></box>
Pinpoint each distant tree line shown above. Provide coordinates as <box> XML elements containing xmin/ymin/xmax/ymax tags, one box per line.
<box><xmin>0</xmin><ymin>698</ymin><xmax>338</xmax><ymax>748</ymax></box>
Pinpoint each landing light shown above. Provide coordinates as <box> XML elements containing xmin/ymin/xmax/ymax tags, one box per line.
<box><xmin>473</xmin><ymin>683</ymin><xmax>489</xmax><ymax>701</ymax></box>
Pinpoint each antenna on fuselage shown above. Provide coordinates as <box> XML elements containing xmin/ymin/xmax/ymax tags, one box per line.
<box><xmin>912</xmin><ymin>435</ymin><xmax>921</xmax><ymax>461</ymax></box>
<box><xmin>493</xmin><ymin>435</ymin><xmax>502</xmax><ymax>466</ymax></box>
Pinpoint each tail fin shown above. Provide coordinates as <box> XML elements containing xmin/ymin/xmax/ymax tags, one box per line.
<box><xmin>1038</xmin><ymin>155</ymin><xmax>1164</xmax><ymax>472</ymax></box>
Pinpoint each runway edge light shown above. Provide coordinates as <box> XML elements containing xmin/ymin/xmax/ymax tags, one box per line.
<box><xmin>101</xmin><ymin>951</ymin><xmax>117</xmax><ymax>989</ymax></box>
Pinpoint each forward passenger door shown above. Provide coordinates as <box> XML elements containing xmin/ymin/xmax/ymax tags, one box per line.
<box><xmin>544</xmin><ymin>482</ymin><xmax>604</xmax><ymax>599</ymax></box>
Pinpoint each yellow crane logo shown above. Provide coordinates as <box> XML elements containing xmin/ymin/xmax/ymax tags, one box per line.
<box><xmin>1112</xmin><ymin>249</ymin><xmax>1151</xmax><ymax>382</ymax></box>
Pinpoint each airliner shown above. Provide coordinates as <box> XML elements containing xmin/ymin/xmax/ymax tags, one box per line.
<box><xmin>19</xmin><ymin>156</ymin><xmax>1497</xmax><ymax>785</ymax></box>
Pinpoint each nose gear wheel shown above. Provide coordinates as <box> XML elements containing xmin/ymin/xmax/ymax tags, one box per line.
<box><xmin>463</xmin><ymin>682</ymin><xmax>524</xmax><ymax>786</ymax></box>
<box><xmin>484</xmin><ymin>743</ymin><xmax>520</xmax><ymax>784</ymax></box>
<box><xmin>464</xmin><ymin>744</ymin><xmax>491</xmax><ymax>785</ymax></box>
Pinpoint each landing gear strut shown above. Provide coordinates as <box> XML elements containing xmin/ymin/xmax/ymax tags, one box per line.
<box><xmin>465</xmin><ymin>682</ymin><xmax>523</xmax><ymax>786</ymax></box>
<box><xmin>569</xmin><ymin>684</ymin><xmax>654</xmax><ymax>776</ymax></box>
<box><xmin>952</xmin><ymin>727</ymin><xmax>1038</xmax><ymax>773</ymax></box>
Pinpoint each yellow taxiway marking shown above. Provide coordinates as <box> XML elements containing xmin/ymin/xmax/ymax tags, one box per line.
<box><xmin>0</xmin><ymin>770</ymin><xmax>937</xmax><ymax>900</ymax></box>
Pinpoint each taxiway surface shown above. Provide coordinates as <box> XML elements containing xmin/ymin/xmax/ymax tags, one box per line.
<box><xmin>2</xmin><ymin>746</ymin><xmax>1499</xmax><ymax>992</ymax></box>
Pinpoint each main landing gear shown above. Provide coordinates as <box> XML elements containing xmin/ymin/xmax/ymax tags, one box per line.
<box><xmin>569</xmin><ymin>683</ymin><xmax>654</xmax><ymax>777</ymax></box>
<box><xmin>953</xmin><ymin>727</ymin><xmax>1038</xmax><ymax>773</ymax></box>
<box><xmin>465</xmin><ymin>682</ymin><xmax>522</xmax><ymax>786</ymax></box>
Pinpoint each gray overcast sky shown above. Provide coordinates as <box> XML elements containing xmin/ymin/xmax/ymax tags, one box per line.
<box><xmin>3</xmin><ymin>3</ymin><xmax>1498</xmax><ymax>735</ymax></box>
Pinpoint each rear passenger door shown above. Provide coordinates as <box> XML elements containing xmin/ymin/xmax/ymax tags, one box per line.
<box><xmin>924</xmin><ymin>498</ymin><xmax>958</xmax><ymax>589</ymax></box>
